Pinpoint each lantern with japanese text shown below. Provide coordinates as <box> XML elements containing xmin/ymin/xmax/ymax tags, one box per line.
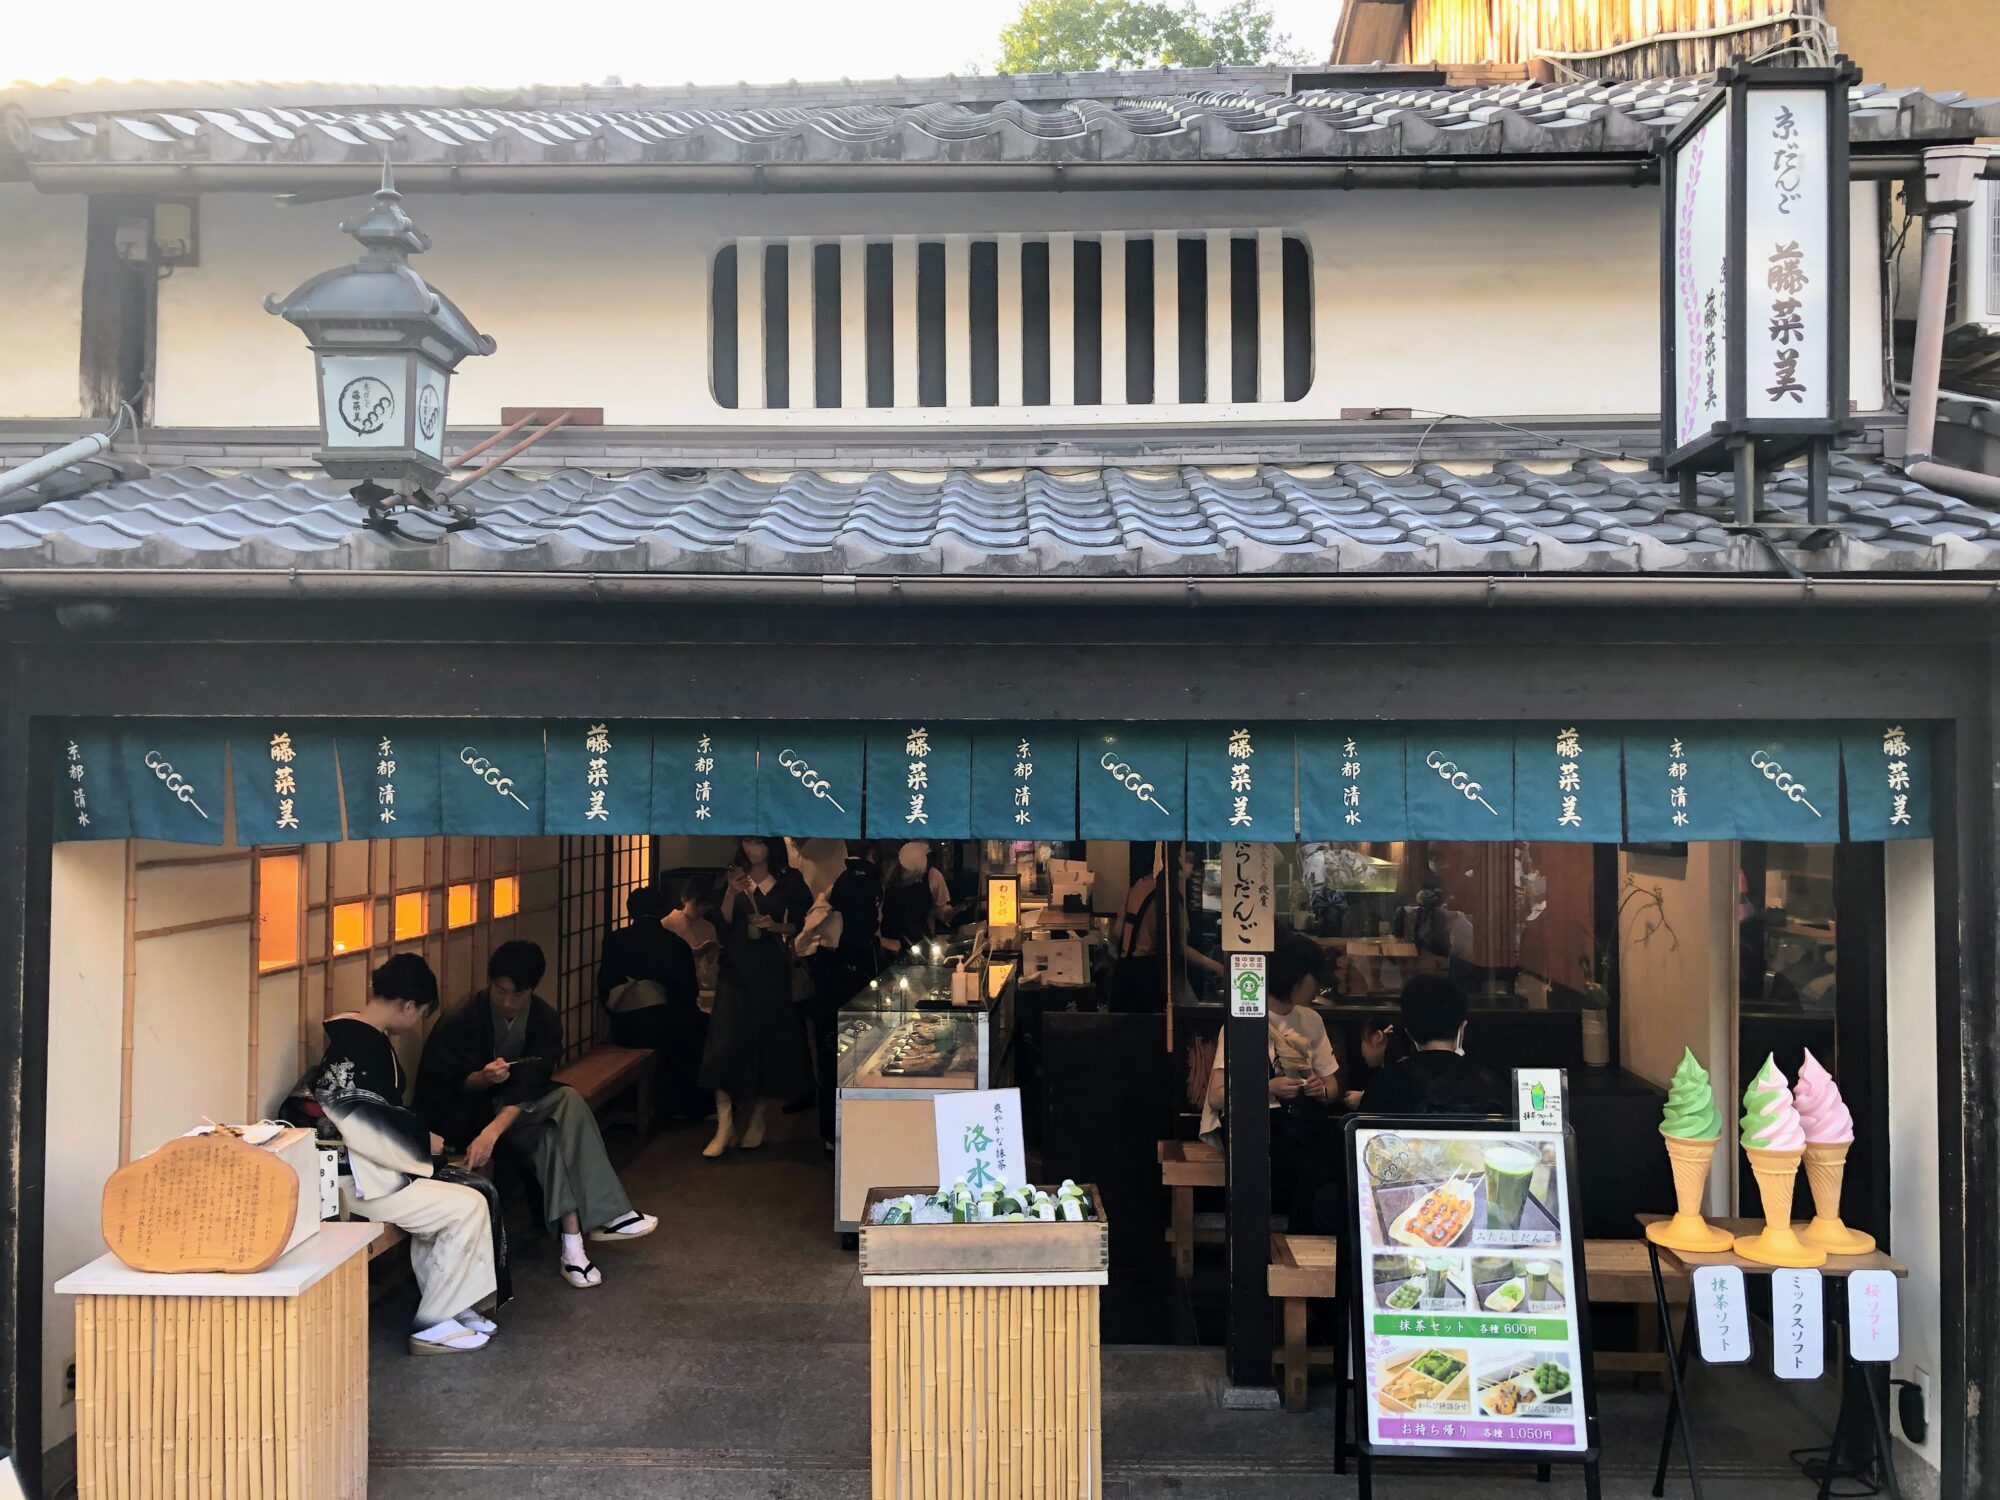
<box><xmin>265</xmin><ymin>164</ymin><xmax>494</xmax><ymax>494</ymax></box>
<box><xmin>1658</xmin><ymin>63</ymin><xmax>1859</xmax><ymax>520</ymax></box>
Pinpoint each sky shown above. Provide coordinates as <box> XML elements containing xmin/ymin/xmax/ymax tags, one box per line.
<box><xmin>7</xmin><ymin>0</ymin><xmax>1336</xmax><ymax>89</ymax></box>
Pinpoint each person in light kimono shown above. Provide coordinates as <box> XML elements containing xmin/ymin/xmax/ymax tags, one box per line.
<box><xmin>286</xmin><ymin>954</ymin><xmax>504</xmax><ymax>1355</ymax></box>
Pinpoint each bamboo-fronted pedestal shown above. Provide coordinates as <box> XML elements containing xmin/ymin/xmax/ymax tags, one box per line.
<box><xmin>56</xmin><ymin>1223</ymin><xmax>381</xmax><ymax>1500</ymax></box>
<box><xmin>861</xmin><ymin>1188</ymin><xmax>1107</xmax><ymax>1499</ymax></box>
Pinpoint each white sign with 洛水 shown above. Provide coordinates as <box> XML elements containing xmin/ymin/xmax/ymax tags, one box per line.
<box><xmin>933</xmin><ymin>1088</ymin><xmax>1024</xmax><ymax>1196</ymax></box>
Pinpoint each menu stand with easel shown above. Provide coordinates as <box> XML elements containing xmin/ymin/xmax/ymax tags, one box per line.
<box><xmin>1344</xmin><ymin>1113</ymin><xmax>1603</xmax><ymax>1500</ymax></box>
<box><xmin>1640</xmin><ymin>1214</ymin><xmax>1909</xmax><ymax>1500</ymax></box>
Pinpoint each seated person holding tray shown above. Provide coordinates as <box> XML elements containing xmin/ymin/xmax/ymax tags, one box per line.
<box><xmin>418</xmin><ymin>940</ymin><xmax>658</xmax><ymax>1290</ymax></box>
<box><xmin>285</xmin><ymin>953</ymin><xmax>504</xmax><ymax>1356</ymax></box>
<box><xmin>1357</xmin><ymin>975</ymin><xmax>1507</xmax><ymax>1117</ymax></box>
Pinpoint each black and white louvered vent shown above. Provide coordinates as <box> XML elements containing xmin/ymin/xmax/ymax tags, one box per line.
<box><xmin>711</xmin><ymin>231</ymin><xmax>1313</xmax><ymax>411</ymax></box>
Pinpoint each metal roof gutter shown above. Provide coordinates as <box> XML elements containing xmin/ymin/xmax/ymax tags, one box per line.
<box><xmin>0</xmin><ymin>570</ymin><xmax>1992</xmax><ymax>609</ymax></box>
<box><xmin>22</xmin><ymin>154</ymin><xmax>1978</xmax><ymax>196</ymax></box>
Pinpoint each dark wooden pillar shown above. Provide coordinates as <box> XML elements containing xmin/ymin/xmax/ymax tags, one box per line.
<box><xmin>0</xmin><ymin>679</ymin><xmax>54</xmax><ymax>1498</ymax></box>
<box><xmin>1224</xmin><ymin>1003</ymin><xmax>1272</xmax><ymax>1393</ymax></box>
<box><xmin>1934</xmin><ymin>648</ymin><xmax>1998</xmax><ymax>1499</ymax></box>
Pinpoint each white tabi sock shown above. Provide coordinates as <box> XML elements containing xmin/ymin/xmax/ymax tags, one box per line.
<box><xmin>561</xmin><ymin>1231</ymin><xmax>586</xmax><ymax>1266</ymax></box>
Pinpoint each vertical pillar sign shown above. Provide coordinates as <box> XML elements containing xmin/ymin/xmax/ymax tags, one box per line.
<box><xmin>1222</xmin><ymin>842</ymin><xmax>1275</xmax><ymax>952</ymax></box>
<box><xmin>1658</xmin><ymin>63</ymin><xmax>1855</xmax><ymax>517</ymax></box>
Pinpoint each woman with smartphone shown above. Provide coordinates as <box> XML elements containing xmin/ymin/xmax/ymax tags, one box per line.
<box><xmin>699</xmin><ymin>837</ymin><xmax>813</xmax><ymax>1157</ymax></box>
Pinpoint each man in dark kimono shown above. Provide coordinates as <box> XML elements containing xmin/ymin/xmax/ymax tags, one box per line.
<box><xmin>595</xmin><ymin>884</ymin><xmax>706</xmax><ymax>1121</ymax></box>
<box><xmin>417</xmin><ymin>940</ymin><xmax>657</xmax><ymax>1289</ymax></box>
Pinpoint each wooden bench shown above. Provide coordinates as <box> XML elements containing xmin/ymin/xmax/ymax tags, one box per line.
<box><xmin>553</xmin><ymin>1044</ymin><xmax>657</xmax><ymax>1134</ymax></box>
<box><xmin>1267</xmin><ymin>1234</ymin><xmax>1692</xmax><ymax>1412</ymax></box>
<box><xmin>1158</xmin><ymin>1140</ymin><xmax>1226</xmax><ymax>1279</ymax></box>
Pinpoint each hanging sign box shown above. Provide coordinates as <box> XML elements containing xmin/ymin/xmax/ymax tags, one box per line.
<box><xmin>1623</xmin><ymin>725</ymin><xmax>1736</xmax><ymax>844</ymax></box>
<box><xmin>651</xmin><ymin>722</ymin><xmax>757</xmax><ymax>835</ymax></box>
<box><xmin>1078</xmin><ymin>724</ymin><xmax>1186</xmax><ymax>839</ymax></box>
<box><xmin>1513</xmin><ymin>725</ymin><xmax>1620</xmax><ymax>844</ymax></box>
<box><xmin>1658</xmin><ymin>64</ymin><xmax>1858</xmax><ymax>481</ymax></box>
<box><xmin>230</xmin><ymin>723</ymin><xmax>344</xmax><ymax>845</ymax></box>
<box><xmin>121</xmin><ymin>723</ymin><xmax>228</xmax><ymax>845</ymax></box>
<box><xmin>336</xmin><ymin>724</ymin><xmax>442</xmax><ymax>839</ymax></box>
<box><xmin>543</xmin><ymin>720</ymin><xmax>652</xmax><ymax>835</ymax></box>
<box><xmin>55</xmin><ymin>723</ymin><xmax>132</xmax><ymax>842</ymax></box>
<box><xmin>438</xmin><ymin>721</ymin><xmax>545</xmax><ymax>837</ymax></box>
<box><xmin>1404</xmin><ymin>726</ymin><xmax>1515</xmax><ymax>840</ymax></box>
<box><xmin>971</xmin><ymin>722</ymin><xmax>1077</xmax><ymax>840</ymax></box>
<box><xmin>756</xmin><ymin>724</ymin><xmax>863</xmax><ymax>838</ymax></box>
<box><xmin>1733</xmin><ymin>724</ymin><xmax>1841</xmax><ymax>843</ymax></box>
<box><xmin>1186</xmin><ymin>724</ymin><xmax>1293</xmax><ymax>841</ymax></box>
<box><xmin>1297</xmin><ymin>725</ymin><xmax>1406</xmax><ymax>840</ymax></box>
<box><xmin>1842</xmin><ymin>721</ymin><xmax>1931</xmax><ymax>841</ymax></box>
<box><xmin>866</xmin><ymin>722</ymin><xmax>971</xmax><ymax>840</ymax></box>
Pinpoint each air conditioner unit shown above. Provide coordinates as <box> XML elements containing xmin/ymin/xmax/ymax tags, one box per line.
<box><xmin>1945</xmin><ymin>175</ymin><xmax>2000</xmax><ymax>393</ymax></box>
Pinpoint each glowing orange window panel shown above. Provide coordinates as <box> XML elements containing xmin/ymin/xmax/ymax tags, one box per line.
<box><xmin>492</xmin><ymin>875</ymin><xmax>521</xmax><ymax>919</ymax></box>
<box><xmin>393</xmin><ymin>891</ymin><xmax>428</xmax><ymax>941</ymax></box>
<box><xmin>257</xmin><ymin>855</ymin><xmax>301</xmax><ymax>972</ymax></box>
<box><xmin>447</xmin><ymin>882</ymin><xmax>477</xmax><ymax>929</ymax></box>
<box><xmin>331</xmin><ymin>901</ymin><xmax>369</xmax><ymax>955</ymax></box>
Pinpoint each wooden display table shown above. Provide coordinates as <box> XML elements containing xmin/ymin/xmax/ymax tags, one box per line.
<box><xmin>1638</xmin><ymin>1214</ymin><xmax>1909</xmax><ymax>1500</ymax></box>
<box><xmin>56</xmin><ymin>1223</ymin><xmax>382</xmax><ymax>1500</ymax></box>
<box><xmin>861</xmin><ymin>1188</ymin><xmax>1107</xmax><ymax>1499</ymax></box>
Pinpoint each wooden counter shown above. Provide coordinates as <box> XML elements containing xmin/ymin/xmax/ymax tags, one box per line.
<box><xmin>56</xmin><ymin>1223</ymin><xmax>381</xmax><ymax>1500</ymax></box>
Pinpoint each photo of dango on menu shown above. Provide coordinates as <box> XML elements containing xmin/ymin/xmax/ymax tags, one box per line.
<box><xmin>1353</xmin><ymin>1127</ymin><xmax>1588</xmax><ymax>1453</ymax></box>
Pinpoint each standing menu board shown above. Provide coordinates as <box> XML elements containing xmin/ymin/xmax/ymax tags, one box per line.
<box><xmin>1345</xmin><ymin>1118</ymin><xmax>1600</xmax><ymax>1480</ymax></box>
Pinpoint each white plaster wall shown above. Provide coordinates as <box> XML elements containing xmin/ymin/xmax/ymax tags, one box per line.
<box><xmin>153</xmin><ymin>184</ymin><xmax>1888</xmax><ymax>428</ymax></box>
<box><xmin>1884</xmin><ymin>838</ymin><xmax>1941</xmax><ymax>1473</ymax></box>
<box><xmin>0</xmin><ymin>184</ymin><xmax>86</xmax><ymax>420</ymax></box>
<box><xmin>1618</xmin><ymin>843</ymin><xmax>1739</xmax><ymax>1214</ymax></box>
<box><xmin>40</xmin><ymin>841</ymin><xmax>127</xmax><ymax>1452</ymax></box>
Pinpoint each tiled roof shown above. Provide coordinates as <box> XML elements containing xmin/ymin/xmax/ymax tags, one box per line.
<box><xmin>8</xmin><ymin>73</ymin><xmax>1997</xmax><ymax>167</ymax></box>
<box><xmin>1</xmin><ymin>456</ymin><xmax>1995</xmax><ymax>577</ymax></box>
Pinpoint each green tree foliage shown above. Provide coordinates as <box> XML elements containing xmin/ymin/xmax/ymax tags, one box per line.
<box><xmin>997</xmin><ymin>0</ymin><xmax>1308</xmax><ymax>74</ymax></box>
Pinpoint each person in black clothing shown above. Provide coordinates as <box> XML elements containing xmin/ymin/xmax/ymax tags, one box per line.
<box><xmin>1357</xmin><ymin>975</ymin><xmax>1508</xmax><ymax>1116</ymax></box>
<box><xmin>803</xmin><ymin>844</ymin><xmax>884</xmax><ymax>1147</ymax></box>
<box><xmin>596</xmin><ymin>884</ymin><xmax>707</xmax><ymax>1121</ymax></box>
<box><xmin>284</xmin><ymin>953</ymin><xmax>504</xmax><ymax>1354</ymax></box>
<box><xmin>418</xmin><ymin>941</ymin><xmax>657</xmax><ymax>1290</ymax></box>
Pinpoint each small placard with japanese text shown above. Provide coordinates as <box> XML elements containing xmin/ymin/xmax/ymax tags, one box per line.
<box><xmin>1222</xmin><ymin>841</ymin><xmax>1276</xmax><ymax>953</ymax></box>
<box><xmin>1771</xmin><ymin>1269</ymin><xmax>1826</xmax><ymax>1380</ymax></box>
<box><xmin>1847</xmin><ymin>1270</ymin><xmax>1900</xmax><ymax>1363</ymax></box>
<box><xmin>1692</xmin><ymin>1266</ymin><xmax>1752</xmax><ymax>1364</ymax></box>
<box><xmin>933</xmin><ymin>1089</ymin><xmax>1025</xmax><ymax>1194</ymax></box>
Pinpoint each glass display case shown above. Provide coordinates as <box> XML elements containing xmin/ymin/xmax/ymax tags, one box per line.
<box><xmin>835</xmin><ymin>959</ymin><xmax>1017</xmax><ymax>1234</ymax></box>
<box><xmin>837</xmin><ymin>964</ymin><xmax>1015</xmax><ymax>1092</ymax></box>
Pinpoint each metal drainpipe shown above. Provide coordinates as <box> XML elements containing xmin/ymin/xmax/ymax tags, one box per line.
<box><xmin>0</xmin><ymin>407</ymin><xmax>127</xmax><ymax>504</ymax></box>
<box><xmin>1901</xmin><ymin>145</ymin><xmax>2000</xmax><ymax>504</ymax></box>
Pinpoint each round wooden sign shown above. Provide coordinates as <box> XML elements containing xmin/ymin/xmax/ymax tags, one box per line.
<box><xmin>102</xmin><ymin>1134</ymin><xmax>300</xmax><ymax>1274</ymax></box>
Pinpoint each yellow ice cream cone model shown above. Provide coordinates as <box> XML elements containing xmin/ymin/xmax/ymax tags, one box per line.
<box><xmin>1646</xmin><ymin>1051</ymin><xmax>1734</xmax><ymax>1252</ymax></box>
<box><xmin>1735</xmin><ymin>1056</ymin><xmax>1825</xmax><ymax>1268</ymax></box>
<box><xmin>1800</xmin><ymin>1141</ymin><xmax>1875</xmax><ymax>1254</ymax></box>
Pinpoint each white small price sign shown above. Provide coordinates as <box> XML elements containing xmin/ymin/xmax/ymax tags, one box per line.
<box><xmin>1692</xmin><ymin>1265</ymin><xmax>1752</xmax><ymax>1364</ymax></box>
<box><xmin>1229</xmin><ymin>953</ymin><xmax>1267</xmax><ymax>1017</ymax></box>
<box><xmin>1771</xmin><ymin>1269</ymin><xmax>1826</xmax><ymax>1381</ymax></box>
<box><xmin>1847</xmin><ymin>1270</ymin><xmax>1901</xmax><ymax>1363</ymax></box>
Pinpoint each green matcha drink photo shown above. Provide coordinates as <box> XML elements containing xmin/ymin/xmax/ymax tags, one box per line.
<box><xmin>1482</xmin><ymin>1142</ymin><xmax>1540</xmax><ymax>1231</ymax></box>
